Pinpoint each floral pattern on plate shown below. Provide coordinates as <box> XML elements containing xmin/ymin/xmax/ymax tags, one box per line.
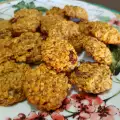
<box><xmin>7</xmin><ymin>93</ymin><xmax>120</xmax><ymax>120</ymax></box>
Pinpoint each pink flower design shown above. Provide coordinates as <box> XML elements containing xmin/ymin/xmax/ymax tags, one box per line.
<box><xmin>79</xmin><ymin>111</ymin><xmax>90</xmax><ymax>119</ymax></box>
<box><xmin>108</xmin><ymin>18</ymin><xmax>120</xmax><ymax>26</ymax></box>
<box><xmin>13</xmin><ymin>113</ymin><xmax>26</xmax><ymax>120</ymax></box>
<box><xmin>90</xmin><ymin>113</ymin><xmax>101</xmax><ymax>120</ymax></box>
<box><xmin>63</xmin><ymin>94</ymin><xmax>119</xmax><ymax>120</ymax></box>
<box><xmin>38</xmin><ymin>112</ymin><xmax>48</xmax><ymax>117</ymax></box>
<box><xmin>57</xmin><ymin>97</ymin><xmax>71</xmax><ymax>112</ymax></box>
<box><xmin>8</xmin><ymin>94</ymin><xmax>120</xmax><ymax>120</ymax></box>
<box><xmin>86</xmin><ymin>105</ymin><xmax>95</xmax><ymax>113</ymax></box>
<box><xmin>51</xmin><ymin>113</ymin><xmax>65</xmax><ymax>120</ymax></box>
<box><xmin>73</xmin><ymin>103</ymin><xmax>119</xmax><ymax>120</ymax></box>
<box><xmin>93</xmin><ymin>105</ymin><xmax>119</xmax><ymax>120</ymax></box>
<box><xmin>107</xmin><ymin>105</ymin><xmax>119</xmax><ymax>115</ymax></box>
<box><xmin>73</xmin><ymin>100</ymin><xmax>96</xmax><ymax>119</ymax></box>
<box><xmin>13</xmin><ymin>111</ymin><xmax>47</xmax><ymax>120</ymax></box>
<box><xmin>27</xmin><ymin>112</ymin><xmax>38</xmax><ymax>119</ymax></box>
<box><xmin>71</xmin><ymin>94</ymin><xmax>81</xmax><ymax>101</ymax></box>
<box><xmin>63</xmin><ymin>98</ymin><xmax>71</xmax><ymax>105</ymax></box>
<box><xmin>101</xmin><ymin>115</ymin><xmax>114</xmax><ymax>120</ymax></box>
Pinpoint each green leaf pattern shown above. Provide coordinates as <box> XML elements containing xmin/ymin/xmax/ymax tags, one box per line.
<box><xmin>109</xmin><ymin>45</ymin><xmax>120</xmax><ymax>75</ymax></box>
<box><xmin>13</xmin><ymin>1</ymin><xmax>48</xmax><ymax>13</ymax></box>
<box><xmin>97</xmin><ymin>16</ymin><xmax>111</xmax><ymax>22</ymax></box>
<box><xmin>113</xmin><ymin>77</ymin><xmax>120</xmax><ymax>84</ymax></box>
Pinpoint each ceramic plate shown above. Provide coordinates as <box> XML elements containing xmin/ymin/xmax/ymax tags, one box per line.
<box><xmin>0</xmin><ymin>0</ymin><xmax>120</xmax><ymax>120</ymax></box>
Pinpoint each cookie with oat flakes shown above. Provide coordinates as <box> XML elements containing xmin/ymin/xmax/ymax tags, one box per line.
<box><xmin>64</xmin><ymin>5</ymin><xmax>88</xmax><ymax>20</ymax></box>
<box><xmin>89</xmin><ymin>21</ymin><xmax>120</xmax><ymax>44</ymax></box>
<box><xmin>41</xmin><ymin>37</ymin><xmax>78</xmax><ymax>72</ymax></box>
<box><xmin>12</xmin><ymin>17</ymin><xmax>40</xmax><ymax>36</ymax></box>
<box><xmin>24</xmin><ymin>63</ymin><xmax>71</xmax><ymax>111</ymax></box>
<box><xmin>68</xmin><ymin>33</ymin><xmax>84</xmax><ymax>53</ymax></box>
<box><xmin>48</xmin><ymin>19</ymin><xmax>79</xmax><ymax>40</ymax></box>
<box><xmin>0</xmin><ymin>37</ymin><xmax>13</xmax><ymax>64</ymax></box>
<box><xmin>0</xmin><ymin>61</ymin><xmax>30</xmax><ymax>106</ymax></box>
<box><xmin>11</xmin><ymin>32</ymin><xmax>42</xmax><ymax>63</ymax></box>
<box><xmin>0</xmin><ymin>20</ymin><xmax>12</xmax><ymax>39</ymax></box>
<box><xmin>14</xmin><ymin>9</ymin><xmax>42</xmax><ymax>18</ymax></box>
<box><xmin>46</xmin><ymin>7</ymin><xmax>65</xmax><ymax>17</ymax></box>
<box><xmin>82</xmin><ymin>36</ymin><xmax>112</xmax><ymax>65</ymax></box>
<box><xmin>40</xmin><ymin>14</ymin><xmax>64</xmax><ymax>38</ymax></box>
<box><xmin>70</xmin><ymin>62</ymin><xmax>112</xmax><ymax>94</ymax></box>
<box><xmin>11</xmin><ymin>9</ymin><xmax>42</xmax><ymax>36</ymax></box>
<box><xmin>79</xmin><ymin>21</ymin><xmax>120</xmax><ymax>44</ymax></box>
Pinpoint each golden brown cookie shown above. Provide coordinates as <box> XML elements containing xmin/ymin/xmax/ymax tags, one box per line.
<box><xmin>41</xmin><ymin>37</ymin><xmax>78</xmax><ymax>72</ymax></box>
<box><xmin>89</xmin><ymin>21</ymin><xmax>120</xmax><ymax>44</ymax></box>
<box><xmin>0</xmin><ymin>20</ymin><xmax>12</xmax><ymax>39</ymax></box>
<box><xmin>79</xmin><ymin>21</ymin><xmax>120</xmax><ymax>44</ymax></box>
<box><xmin>0</xmin><ymin>61</ymin><xmax>30</xmax><ymax>106</ymax></box>
<box><xmin>0</xmin><ymin>48</ymin><xmax>13</xmax><ymax>64</ymax></box>
<box><xmin>12</xmin><ymin>17</ymin><xmax>40</xmax><ymax>35</ymax></box>
<box><xmin>40</xmin><ymin>14</ymin><xmax>64</xmax><ymax>34</ymax></box>
<box><xmin>12</xmin><ymin>32</ymin><xmax>42</xmax><ymax>63</ymax></box>
<box><xmin>68</xmin><ymin>33</ymin><xmax>84</xmax><ymax>53</ymax></box>
<box><xmin>49</xmin><ymin>20</ymin><xmax>79</xmax><ymax>40</ymax></box>
<box><xmin>82</xmin><ymin>36</ymin><xmax>112</xmax><ymax>65</ymax></box>
<box><xmin>64</xmin><ymin>5</ymin><xmax>88</xmax><ymax>20</ymax></box>
<box><xmin>79</xmin><ymin>21</ymin><xmax>90</xmax><ymax>34</ymax></box>
<box><xmin>14</xmin><ymin>9</ymin><xmax>42</xmax><ymax>18</ymax></box>
<box><xmin>24</xmin><ymin>63</ymin><xmax>71</xmax><ymax>111</ymax></box>
<box><xmin>70</xmin><ymin>62</ymin><xmax>112</xmax><ymax>94</ymax></box>
<box><xmin>46</xmin><ymin>7</ymin><xmax>64</xmax><ymax>17</ymax></box>
<box><xmin>11</xmin><ymin>9</ymin><xmax>42</xmax><ymax>35</ymax></box>
<box><xmin>0</xmin><ymin>38</ymin><xmax>13</xmax><ymax>64</ymax></box>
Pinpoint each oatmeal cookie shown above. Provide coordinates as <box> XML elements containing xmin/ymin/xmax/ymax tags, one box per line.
<box><xmin>68</xmin><ymin>33</ymin><xmax>84</xmax><ymax>53</ymax></box>
<box><xmin>79</xmin><ymin>21</ymin><xmax>120</xmax><ymax>44</ymax></box>
<box><xmin>11</xmin><ymin>9</ymin><xmax>42</xmax><ymax>35</ymax></box>
<box><xmin>0</xmin><ymin>48</ymin><xmax>13</xmax><ymax>64</ymax></box>
<box><xmin>0</xmin><ymin>61</ymin><xmax>30</xmax><ymax>106</ymax></box>
<box><xmin>46</xmin><ymin>7</ymin><xmax>64</xmax><ymax>17</ymax></box>
<box><xmin>14</xmin><ymin>9</ymin><xmax>42</xmax><ymax>18</ymax></box>
<box><xmin>24</xmin><ymin>63</ymin><xmax>71</xmax><ymax>111</ymax></box>
<box><xmin>79</xmin><ymin>21</ymin><xmax>90</xmax><ymax>34</ymax></box>
<box><xmin>12</xmin><ymin>32</ymin><xmax>42</xmax><ymax>63</ymax></box>
<box><xmin>70</xmin><ymin>62</ymin><xmax>112</xmax><ymax>94</ymax></box>
<box><xmin>12</xmin><ymin>17</ymin><xmax>40</xmax><ymax>35</ymax></box>
<box><xmin>89</xmin><ymin>21</ymin><xmax>120</xmax><ymax>44</ymax></box>
<box><xmin>82</xmin><ymin>36</ymin><xmax>112</xmax><ymax>65</ymax></box>
<box><xmin>41</xmin><ymin>37</ymin><xmax>78</xmax><ymax>72</ymax></box>
<box><xmin>0</xmin><ymin>38</ymin><xmax>13</xmax><ymax>64</ymax></box>
<box><xmin>40</xmin><ymin>14</ymin><xmax>64</xmax><ymax>35</ymax></box>
<box><xmin>64</xmin><ymin>5</ymin><xmax>88</xmax><ymax>20</ymax></box>
<box><xmin>0</xmin><ymin>20</ymin><xmax>12</xmax><ymax>39</ymax></box>
<box><xmin>49</xmin><ymin>20</ymin><xmax>79</xmax><ymax>39</ymax></box>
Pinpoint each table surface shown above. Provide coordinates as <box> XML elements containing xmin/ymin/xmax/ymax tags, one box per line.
<box><xmin>81</xmin><ymin>0</ymin><xmax>120</xmax><ymax>12</ymax></box>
